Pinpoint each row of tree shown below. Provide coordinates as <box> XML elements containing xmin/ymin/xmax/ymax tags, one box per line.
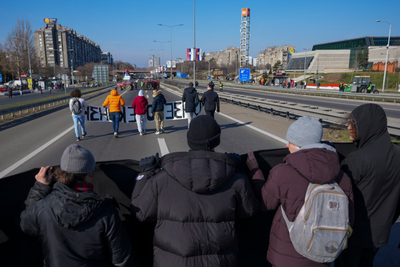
<box><xmin>0</xmin><ymin>19</ymin><xmax>135</xmax><ymax>83</ymax></box>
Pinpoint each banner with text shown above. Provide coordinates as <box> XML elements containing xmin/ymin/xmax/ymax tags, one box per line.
<box><xmin>86</xmin><ymin>101</ymin><xmax>203</xmax><ymax>123</ymax></box>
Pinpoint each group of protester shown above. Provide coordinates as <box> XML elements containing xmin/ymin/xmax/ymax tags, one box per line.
<box><xmin>23</xmin><ymin>85</ymin><xmax>400</xmax><ymax>266</ymax></box>
<box><xmin>69</xmin><ymin>81</ymin><xmax>221</xmax><ymax>139</ymax></box>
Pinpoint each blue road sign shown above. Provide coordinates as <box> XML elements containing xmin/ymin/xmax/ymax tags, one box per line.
<box><xmin>239</xmin><ymin>68</ymin><xmax>250</xmax><ymax>82</ymax></box>
<box><xmin>0</xmin><ymin>74</ymin><xmax>2</xmax><ymax>82</ymax></box>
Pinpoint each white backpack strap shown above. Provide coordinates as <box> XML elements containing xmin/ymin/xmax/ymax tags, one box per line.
<box><xmin>280</xmin><ymin>205</ymin><xmax>294</xmax><ymax>229</ymax></box>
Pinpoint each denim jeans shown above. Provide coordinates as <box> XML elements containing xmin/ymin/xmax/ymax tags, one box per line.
<box><xmin>72</xmin><ymin>114</ymin><xmax>86</xmax><ymax>138</ymax></box>
<box><xmin>110</xmin><ymin>112</ymin><xmax>121</xmax><ymax>133</ymax></box>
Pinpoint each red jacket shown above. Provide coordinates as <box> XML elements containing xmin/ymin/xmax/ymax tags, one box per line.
<box><xmin>249</xmin><ymin>145</ymin><xmax>354</xmax><ymax>267</ymax></box>
<box><xmin>131</xmin><ymin>96</ymin><xmax>148</xmax><ymax>115</ymax></box>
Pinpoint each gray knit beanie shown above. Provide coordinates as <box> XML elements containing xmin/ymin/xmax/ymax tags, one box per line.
<box><xmin>60</xmin><ymin>144</ymin><xmax>96</xmax><ymax>174</ymax></box>
<box><xmin>286</xmin><ymin>116</ymin><xmax>323</xmax><ymax>147</ymax></box>
<box><xmin>187</xmin><ymin>115</ymin><xmax>221</xmax><ymax>151</ymax></box>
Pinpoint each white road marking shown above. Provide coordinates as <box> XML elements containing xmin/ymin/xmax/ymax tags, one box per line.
<box><xmin>0</xmin><ymin>126</ymin><xmax>75</xmax><ymax>178</ymax></box>
<box><xmin>157</xmin><ymin>138</ymin><xmax>169</xmax><ymax>156</ymax></box>
<box><xmin>218</xmin><ymin>113</ymin><xmax>287</xmax><ymax>144</ymax></box>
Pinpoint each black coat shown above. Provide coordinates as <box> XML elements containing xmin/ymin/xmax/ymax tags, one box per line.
<box><xmin>182</xmin><ymin>87</ymin><xmax>199</xmax><ymax>112</ymax></box>
<box><xmin>151</xmin><ymin>90</ymin><xmax>167</xmax><ymax>113</ymax></box>
<box><xmin>132</xmin><ymin>151</ymin><xmax>259</xmax><ymax>267</ymax></box>
<box><xmin>341</xmin><ymin>104</ymin><xmax>400</xmax><ymax>248</ymax></box>
<box><xmin>201</xmin><ymin>89</ymin><xmax>220</xmax><ymax>112</ymax></box>
<box><xmin>20</xmin><ymin>182</ymin><xmax>134</xmax><ymax>267</ymax></box>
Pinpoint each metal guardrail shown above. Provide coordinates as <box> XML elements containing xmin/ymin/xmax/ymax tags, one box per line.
<box><xmin>0</xmin><ymin>86</ymin><xmax>114</xmax><ymax>120</ymax></box>
<box><xmin>197</xmin><ymin>81</ymin><xmax>400</xmax><ymax>103</ymax></box>
<box><xmin>162</xmin><ymin>82</ymin><xmax>400</xmax><ymax>137</ymax></box>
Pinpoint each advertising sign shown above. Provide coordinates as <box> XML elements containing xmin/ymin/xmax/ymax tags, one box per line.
<box><xmin>239</xmin><ymin>68</ymin><xmax>250</xmax><ymax>82</ymax></box>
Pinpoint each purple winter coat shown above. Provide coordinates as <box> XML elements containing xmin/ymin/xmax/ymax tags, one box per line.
<box><xmin>249</xmin><ymin>145</ymin><xmax>354</xmax><ymax>267</ymax></box>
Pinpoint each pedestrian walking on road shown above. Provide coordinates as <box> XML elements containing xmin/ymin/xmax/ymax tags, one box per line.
<box><xmin>69</xmin><ymin>89</ymin><xmax>88</xmax><ymax>142</ymax></box>
<box><xmin>246</xmin><ymin>116</ymin><xmax>354</xmax><ymax>267</ymax></box>
<box><xmin>335</xmin><ymin>103</ymin><xmax>400</xmax><ymax>267</ymax></box>
<box><xmin>131</xmin><ymin>115</ymin><xmax>259</xmax><ymax>267</ymax></box>
<box><xmin>102</xmin><ymin>89</ymin><xmax>125</xmax><ymax>138</ymax></box>
<box><xmin>151</xmin><ymin>89</ymin><xmax>166</xmax><ymax>134</ymax></box>
<box><xmin>201</xmin><ymin>84</ymin><xmax>220</xmax><ymax>118</ymax></box>
<box><xmin>20</xmin><ymin>144</ymin><xmax>134</xmax><ymax>267</ymax></box>
<box><xmin>132</xmin><ymin>90</ymin><xmax>148</xmax><ymax>136</ymax></box>
<box><xmin>182</xmin><ymin>82</ymin><xmax>199</xmax><ymax>128</ymax></box>
<box><xmin>8</xmin><ymin>86</ymin><xmax>12</xmax><ymax>98</ymax></box>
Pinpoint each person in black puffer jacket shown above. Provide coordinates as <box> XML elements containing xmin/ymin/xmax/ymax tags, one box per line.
<box><xmin>20</xmin><ymin>144</ymin><xmax>134</xmax><ymax>267</ymax></box>
<box><xmin>182</xmin><ymin>82</ymin><xmax>199</xmax><ymax>128</ymax></box>
<box><xmin>335</xmin><ymin>103</ymin><xmax>400</xmax><ymax>267</ymax></box>
<box><xmin>131</xmin><ymin>115</ymin><xmax>259</xmax><ymax>267</ymax></box>
<box><xmin>201</xmin><ymin>84</ymin><xmax>220</xmax><ymax>118</ymax></box>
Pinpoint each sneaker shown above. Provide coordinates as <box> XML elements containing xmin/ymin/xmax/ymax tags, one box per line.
<box><xmin>155</xmin><ymin>131</ymin><xmax>160</xmax><ymax>135</ymax></box>
<box><xmin>76</xmin><ymin>137</ymin><xmax>80</xmax><ymax>142</ymax></box>
<box><xmin>82</xmin><ymin>132</ymin><xmax>86</xmax><ymax>138</ymax></box>
<box><xmin>139</xmin><ymin>132</ymin><xmax>143</xmax><ymax>136</ymax></box>
<box><xmin>161</xmin><ymin>128</ymin><xmax>165</xmax><ymax>133</ymax></box>
<box><xmin>114</xmin><ymin>132</ymin><xmax>118</xmax><ymax>138</ymax></box>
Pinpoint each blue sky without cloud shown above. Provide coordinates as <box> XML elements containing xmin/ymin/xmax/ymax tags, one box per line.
<box><xmin>1</xmin><ymin>0</ymin><xmax>399</xmax><ymax>67</ymax></box>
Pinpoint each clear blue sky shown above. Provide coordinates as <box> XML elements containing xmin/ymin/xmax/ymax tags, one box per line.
<box><xmin>1</xmin><ymin>0</ymin><xmax>399</xmax><ymax>67</ymax></box>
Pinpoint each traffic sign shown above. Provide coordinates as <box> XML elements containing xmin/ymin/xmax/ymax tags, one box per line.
<box><xmin>239</xmin><ymin>68</ymin><xmax>250</xmax><ymax>82</ymax></box>
<box><xmin>0</xmin><ymin>74</ymin><xmax>2</xmax><ymax>82</ymax></box>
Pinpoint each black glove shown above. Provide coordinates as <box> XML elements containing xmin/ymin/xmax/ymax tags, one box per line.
<box><xmin>139</xmin><ymin>153</ymin><xmax>160</xmax><ymax>172</ymax></box>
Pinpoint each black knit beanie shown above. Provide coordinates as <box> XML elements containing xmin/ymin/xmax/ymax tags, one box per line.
<box><xmin>187</xmin><ymin>115</ymin><xmax>221</xmax><ymax>151</ymax></box>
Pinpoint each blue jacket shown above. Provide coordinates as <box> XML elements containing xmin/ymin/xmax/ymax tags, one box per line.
<box><xmin>151</xmin><ymin>90</ymin><xmax>166</xmax><ymax>113</ymax></box>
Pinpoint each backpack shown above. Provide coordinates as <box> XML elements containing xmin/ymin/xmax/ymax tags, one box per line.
<box><xmin>281</xmin><ymin>182</ymin><xmax>350</xmax><ymax>263</ymax></box>
<box><xmin>71</xmin><ymin>98</ymin><xmax>82</xmax><ymax>115</ymax></box>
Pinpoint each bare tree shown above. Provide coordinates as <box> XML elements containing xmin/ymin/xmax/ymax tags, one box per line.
<box><xmin>3</xmin><ymin>19</ymin><xmax>36</xmax><ymax>79</ymax></box>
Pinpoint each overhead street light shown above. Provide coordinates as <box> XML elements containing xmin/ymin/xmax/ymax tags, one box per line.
<box><xmin>303</xmin><ymin>48</ymin><xmax>310</xmax><ymax>87</ymax></box>
<box><xmin>158</xmin><ymin>23</ymin><xmax>184</xmax><ymax>79</ymax></box>
<box><xmin>153</xmin><ymin>40</ymin><xmax>170</xmax><ymax>67</ymax></box>
<box><xmin>376</xmin><ymin>19</ymin><xmax>391</xmax><ymax>93</ymax></box>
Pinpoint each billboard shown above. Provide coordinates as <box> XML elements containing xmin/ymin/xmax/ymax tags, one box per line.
<box><xmin>212</xmin><ymin>68</ymin><xmax>227</xmax><ymax>77</ymax></box>
<box><xmin>241</xmin><ymin>8</ymin><xmax>250</xmax><ymax>17</ymax></box>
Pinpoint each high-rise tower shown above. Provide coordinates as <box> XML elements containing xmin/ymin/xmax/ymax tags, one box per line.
<box><xmin>240</xmin><ymin>8</ymin><xmax>250</xmax><ymax>67</ymax></box>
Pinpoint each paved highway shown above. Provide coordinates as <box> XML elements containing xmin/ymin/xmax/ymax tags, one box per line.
<box><xmin>176</xmin><ymin>80</ymin><xmax>400</xmax><ymax>119</ymax></box>
<box><xmin>0</xmin><ymin>82</ymin><xmax>398</xmax><ymax>266</ymax></box>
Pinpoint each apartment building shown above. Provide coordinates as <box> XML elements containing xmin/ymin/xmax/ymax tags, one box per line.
<box><xmin>34</xmin><ymin>18</ymin><xmax>102</xmax><ymax>70</ymax></box>
<box><xmin>257</xmin><ymin>45</ymin><xmax>295</xmax><ymax>70</ymax></box>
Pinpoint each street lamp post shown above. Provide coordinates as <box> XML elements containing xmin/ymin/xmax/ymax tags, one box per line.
<box><xmin>376</xmin><ymin>20</ymin><xmax>391</xmax><ymax>92</ymax></box>
<box><xmin>158</xmin><ymin>23</ymin><xmax>183</xmax><ymax>79</ymax></box>
<box><xmin>153</xmin><ymin>40</ymin><xmax>169</xmax><ymax>67</ymax></box>
<box><xmin>303</xmin><ymin>48</ymin><xmax>310</xmax><ymax>85</ymax></box>
<box><xmin>193</xmin><ymin>0</ymin><xmax>196</xmax><ymax>87</ymax></box>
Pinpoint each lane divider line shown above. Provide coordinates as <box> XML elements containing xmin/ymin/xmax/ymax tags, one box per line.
<box><xmin>157</xmin><ymin>138</ymin><xmax>169</xmax><ymax>156</ymax></box>
<box><xmin>0</xmin><ymin>126</ymin><xmax>74</xmax><ymax>179</ymax></box>
<box><xmin>218</xmin><ymin>113</ymin><xmax>287</xmax><ymax>144</ymax></box>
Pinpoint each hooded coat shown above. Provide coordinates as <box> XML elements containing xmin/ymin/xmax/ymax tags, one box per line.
<box><xmin>132</xmin><ymin>90</ymin><xmax>148</xmax><ymax>115</ymax></box>
<box><xmin>250</xmin><ymin>144</ymin><xmax>354</xmax><ymax>267</ymax></box>
<box><xmin>20</xmin><ymin>182</ymin><xmax>134</xmax><ymax>267</ymax></box>
<box><xmin>151</xmin><ymin>90</ymin><xmax>166</xmax><ymax>113</ymax></box>
<box><xmin>132</xmin><ymin>151</ymin><xmax>259</xmax><ymax>267</ymax></box>
<box><xmin>341</xmin><ymin>103</ymin><xmax>400</xmax><ymax>248</ymax></box>
<box><xmin>102</xmin><ymin>89</ymin><xmax>125</xmax><ymax>113</ymax></box>
<box><xmin>182</xmin><ymin>86</ymin><xmax>199</xmax><ymax>112</ymax></box>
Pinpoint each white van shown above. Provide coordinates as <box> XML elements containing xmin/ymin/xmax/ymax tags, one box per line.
<box><xmin>6</xmin><ymin>80</ymin><xmax>22</xmax><ymax>87</ymax></box>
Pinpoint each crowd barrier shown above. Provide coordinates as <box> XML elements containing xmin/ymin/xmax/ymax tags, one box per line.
<box><xmin>0</xmin><ymin>143</ymin><xmax>357</xmax><ymax>267</ymax></box>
